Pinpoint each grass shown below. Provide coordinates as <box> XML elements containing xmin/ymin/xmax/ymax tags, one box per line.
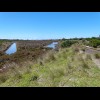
<box><xmin>0</xmin><ymin>45</ymin><xmax>100</xmax><ymax>87</ymax></box>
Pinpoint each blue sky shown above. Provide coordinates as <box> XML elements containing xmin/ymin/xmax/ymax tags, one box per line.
<box><xmin>0</xmin><ymin>12</ymin><xmax>100</xmax><ymax>40</ymax></box>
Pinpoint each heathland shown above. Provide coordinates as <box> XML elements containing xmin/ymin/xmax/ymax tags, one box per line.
<box><xmin>0</xmin><ymin>37</ymin><xmax>100</xmax><ymax>87</ymax></box>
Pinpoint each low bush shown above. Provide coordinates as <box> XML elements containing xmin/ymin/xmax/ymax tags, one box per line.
<box><xmin>61</xmin><ymin>40</ymin><xmax>77</xmax><ymax>48</ymax></box>
<box><xmin>95</xmin><ymin>53</ymin><xmax>100</xmax><ymax>59</ymax></box>
<box><xmin>88</xmin><ymin>38</ymin><xmax>100</xmax><ymax>48</ymax></box>
<box><xmin>0</xmin><ymin>75</ymin><xmax>8</xmax><ymax>83</ymax></box>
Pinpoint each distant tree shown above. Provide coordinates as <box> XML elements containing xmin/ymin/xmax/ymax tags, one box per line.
<box><xmin>73</xmin><ymin>37</ymin><xmax>78</xmax><ymax>40</ymax></box>
<box><xmin>92</xmin><ymin>37</ymin><xmax>96</xmax><ymax>39</ymax></box>
<box><xmin>79</xmin><ymin>37</ymin><xmax>84</xmax><ymax>40</ymax></box>
<box><xmin>62</xmin><ymin>38</ymin><xmax>66</xmax><ymax>41</ymax></box>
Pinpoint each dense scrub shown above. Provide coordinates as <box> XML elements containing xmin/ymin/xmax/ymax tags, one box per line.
<box><xmin>86</xmin><ymin>37</ymin><xmax>100</xmax><ymax>48</ymax></box>
<box><xmin>61</xmin><ymin>37</ymin><xmax>100</xmax><ymax>48</ymax></box>
<box><xmin>60</xmin><ymin>40</ymin><xmax>78</xmax><ymax>48</ymax></box>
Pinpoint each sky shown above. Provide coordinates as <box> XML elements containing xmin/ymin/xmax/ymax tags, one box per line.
<box><xmin>0</xmin><ymin>12</ymin><xmax>100</xmax><ymax>40</ymax></box>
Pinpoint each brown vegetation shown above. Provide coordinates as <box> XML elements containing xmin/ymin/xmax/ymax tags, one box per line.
<box><xmin>0</xmin><ymin>40</ymin><xmax>59</xmax><ymax>71</ymax></box>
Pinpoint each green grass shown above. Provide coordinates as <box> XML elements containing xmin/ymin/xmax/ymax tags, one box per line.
<box><xmin>0</xmin><ymin>46</ymin><xmax>100</xmax><ymax>87</ymax></box>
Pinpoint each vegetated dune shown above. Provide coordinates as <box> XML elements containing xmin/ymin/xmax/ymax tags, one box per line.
<box><xmin>0</xmin><ymin>42</ymin><xmax>100</xmax><ymax>87</ymax></box>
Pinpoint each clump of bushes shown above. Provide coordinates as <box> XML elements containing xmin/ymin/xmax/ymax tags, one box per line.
<box><xmin>95</xmin><ymin>53</ymin><xmax>100</xmax><ymax>59</ymax></box>
<box><xmin>74</xmin><ymin>47</ymin><xmax>80</xmax><ymax>52</ymax></box>
<box><xmin>30</xmin><ymin>75</ymin><xmax>38</xmax><ymax>81</ymax></box>
<box><xmin>39</xmin><ymin>61</ymin><xmax>44</xmax><ymax>66</ymax></box>
<box><xmin>87</xmin><ymin>38</ymin><xmax>100</xmax><ymax>48</ymax></box>
<box><xmin>0</xmin><ymin>74</ymin><xmax>8</xmax><ymax>83</ymax></box>
<box><xmin>61</xmin><ymin>40</ymin><xmax>77</xmax><ymax>48</ymax></box>
<box><xmin>81</xmin><ymin>48</ymin><xmax>85</xmax><ymax>52</ymax></box>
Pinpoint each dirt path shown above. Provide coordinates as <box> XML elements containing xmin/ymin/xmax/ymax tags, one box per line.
<box><xmin>85</xmin><ymin>46</ymin><xmax>100</xmax><ymax>68</ymax></box>
<box><xmin>92</xmin><ymin>57</ymin><xmax>100</xmax><ymax>68</ymax></box>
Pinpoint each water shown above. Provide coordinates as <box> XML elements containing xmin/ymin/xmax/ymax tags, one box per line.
<box><xmin>5</xmin><ymin>43</ymin><xmax>17</xmax><ymax>55</ymax></box>
<box><xmin>46</xmin><ymin>42</ymin><xmax>58</xmax><ymax>49</ymax></box>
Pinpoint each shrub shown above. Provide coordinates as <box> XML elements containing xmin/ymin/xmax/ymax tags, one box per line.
<box><xmin>61</xmin><ymin>40</ymin><xmax>77</xmax><ymax>48</ymax></box>
<box><xmin>82</xmin><ymin>48</ymin><xmax>85</xmax><ymax>52</ymax></box>
<box><xmin>0</xmin><ymin>75</ymin><xmax>8</xmax><ymax>83</ymax></box>
<box><xmin>30</xmin><ymin>76</ymin><xmax>38</xmax><ymax>81</ymax></box>
<box><xmin>95</xmin><ymin>53</ymin><xmax>100</xmax><ymax>59</ymax></box>
<box><xmin>67</xmin><ymin>62</ymin><xmax>72</xmax><ymax>69</ymax></box>
<box><xmin>88</xmin><ymin>38</ymin><xmax>100</xmax><ymax>48</ymax></box>
<box><xmin>39</xmin><ymin>61</ymin><xmax>44</xmax><ymax>66</ymax></box>
<box><xmin>86</xmin><ymin>54</ymin><xmax>92</xmax><ymax>60</ymax></box>
<box><xmin>81</xmin><ymin>59</ymin><xmax>89</xmax><ymax>69</ymax></box>
<box><xmin>74</xmin><ymin>47</ymin><xmax>79</xmax><ymax>52</ymax></box>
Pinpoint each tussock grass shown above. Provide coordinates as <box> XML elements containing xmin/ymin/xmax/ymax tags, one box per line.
<box><xmin>41</xmin><ymin>50</ymin><xmax>56</xmax><ymax>63</ymax></box>
<box><xmin>86</xmin><ymin>54</ymin><xmax>92</xmax><ymax>60</ymax></box>
<box><xmin>0</xmin><ymin>74</ymin><xmax>8</xmax><ymax>84</ymax></box>
<box><xmin>0</xmin><ymin>44</ymin><xmax>100</xmax><ymax>87</ymax></box>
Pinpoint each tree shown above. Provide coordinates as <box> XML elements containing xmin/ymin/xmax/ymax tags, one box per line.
<box><xmin>62</xmin><ymin>38</ymin><xmax>66</xmax><ymax>41</ymax></box>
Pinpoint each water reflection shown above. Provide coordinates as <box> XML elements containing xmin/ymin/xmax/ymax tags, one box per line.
<box><xmin>46</xmin><ymin>42</ymin><xmax>58</xmax><ymax>49</ymax></box>
<box><xmin>5</xmin><ymin>43</ymin><xmax>17</xmax><ymax>55</ymax></box>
